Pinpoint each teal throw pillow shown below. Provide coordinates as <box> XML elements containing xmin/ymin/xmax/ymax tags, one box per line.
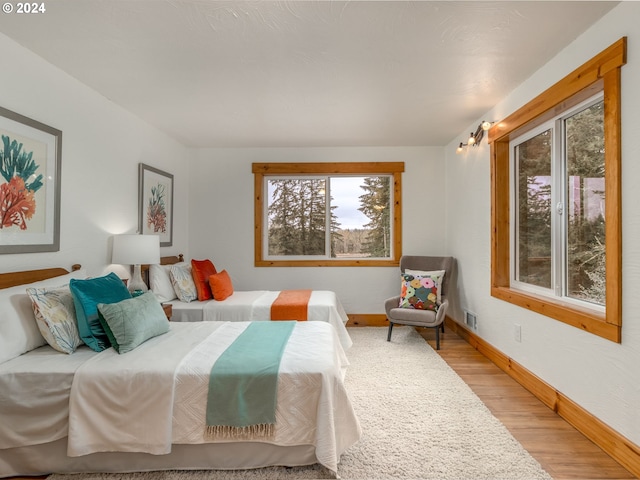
<box><xmin>97</xmin><ymin>292</ymin><xmax>170</xmax><ymax>354</ymax></box>
<box><xmin>70</xmin><ymin>272</ymin><xmax>131</xmax><ymax>351</ymax></box>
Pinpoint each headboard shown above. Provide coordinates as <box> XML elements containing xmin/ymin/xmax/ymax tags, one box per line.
<box><xmin>141</xmin><ymin>254</ymin><xmax>184</xmax><ymax>288</ymax></box>
<box><xmin>161</xmin><ymin>254</ymin><xmax>184</xmax><ymax>266</ymax></box>
<box><xmin>0</xmin><ymin>264</ymin><xmax>82</xmax><ymax>290</ymax></box>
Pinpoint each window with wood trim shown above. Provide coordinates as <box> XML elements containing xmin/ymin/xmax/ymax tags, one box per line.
<box><xmin>488</xmin><ymin>38</ymin><xmax>625</xmax><ymax>343</ymax></box>
<box><xmin>253</xmin><ymin>162</ymin><xmax>404</xmax><ymax>267</ymax></box>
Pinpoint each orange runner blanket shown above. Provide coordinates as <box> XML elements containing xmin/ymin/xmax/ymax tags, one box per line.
<box><xmin>270</xmin><ymin>289</ymin><xmax>312</xmax><ymax>321</ymax></box>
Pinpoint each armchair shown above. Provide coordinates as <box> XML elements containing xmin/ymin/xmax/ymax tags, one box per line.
<box><xmin>385</xmin><ymin>256</ymin><xmax>455</xmax><ymax>349</ymax></box>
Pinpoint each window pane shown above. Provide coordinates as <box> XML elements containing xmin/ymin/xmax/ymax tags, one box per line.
<box><xmin>267</xmin><ymin>178</ymin><xmax>326</xmax><ymax>256</ymax></box>
<box><xmin>331</xmin><ymin>176</ymin><xmax>392</xmax><ymax>259</ymax></box>
<box><xmin>566</xmin><ymin>101</ymin><xmax>605</xmax><ymax>305</ymax></box>
<box><xmin>515</xmin><ymin>130</ymin><xmax>552</xmax><ymax>288</ymax></box>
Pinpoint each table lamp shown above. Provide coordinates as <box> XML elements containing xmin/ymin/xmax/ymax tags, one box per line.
<box><xmin>112</xmin><ymin>234</ymin><xmax>160</xmax><ymax>294</ymax></box>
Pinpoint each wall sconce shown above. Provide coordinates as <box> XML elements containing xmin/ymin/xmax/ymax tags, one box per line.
<box><xmin>456</xmin><ymin>120</ymin><xmax>495</xmax><ymax>154</ymax></box>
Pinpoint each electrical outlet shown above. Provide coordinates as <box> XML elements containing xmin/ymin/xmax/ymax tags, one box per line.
<box><xmin>514</xmin><ymin>324</ymin><xmax>522</xmax><ymax>342</ymax></box>
<box><xmin>465</xmin><ymin>311</ymin><xmax>477</xmax><ymax>330</ymax></box>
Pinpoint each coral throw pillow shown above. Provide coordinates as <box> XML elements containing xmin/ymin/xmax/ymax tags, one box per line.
<box><xmin>398</xmin><ymin>273</ymin><xmax>438</xmax><ymax>311</ymax></box>
<box><xmin>209</xmin><ymin>270</ymin><xmax>234</xmax><ymax>301</ymax></box>
<box><xmin>191</xmin><ymin>259</ymin><xmax>217</xmax><ymax>301</ymax></box>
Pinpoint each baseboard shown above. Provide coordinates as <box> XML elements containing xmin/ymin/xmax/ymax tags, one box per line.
<box><xmin>346</xmin><ymin>313</ymin><xmax>388</xmax><ymax>327</ymax></box>
<box><xmin>444</xmin><ymin>316</ymin><xmax>640</xmax><ymax>478</ymax></box>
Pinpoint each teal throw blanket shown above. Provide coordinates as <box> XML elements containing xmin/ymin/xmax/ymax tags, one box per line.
<box><xmin>205</xmin><ymin>321</ymin><xmax>295</xmax><ymax>439</ymax></box>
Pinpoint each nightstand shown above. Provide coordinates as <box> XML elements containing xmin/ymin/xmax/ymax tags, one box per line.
<box><xmin>162</xmin><ymin>303</ymin><xmax>173</xmax><ymax>320</ymax></box>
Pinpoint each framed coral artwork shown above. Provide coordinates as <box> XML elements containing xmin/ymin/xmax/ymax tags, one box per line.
<box><xmin>138</xmin><ymin>163</ymin><xmax>173</xmax><ymax>247</ymax></box>
<box><xmin>0</xmin><ymin>107</ymin><xmax>62</xmax><ymax>254</ymax></box>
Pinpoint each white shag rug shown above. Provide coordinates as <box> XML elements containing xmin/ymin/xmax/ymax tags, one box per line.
<box><xmin>49</xmin><ymin>327</ymin><xmax>552</xmax><ymax>480</ymax></box>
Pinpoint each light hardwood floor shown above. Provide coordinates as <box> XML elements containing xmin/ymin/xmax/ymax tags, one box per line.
<box><xmin>415</xmin><ymin>325</ymin><xmax>636</xmax><ymax>479</ymax></box>
<box><xmin>9</xmin><ymin>326</ymin><xmax>636</xmax><ymax>480</ymax></box>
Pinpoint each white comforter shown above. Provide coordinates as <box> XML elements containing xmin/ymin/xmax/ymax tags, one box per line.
<box><xmin>67</xmin><ymin>321</ymin><xmax>360</xmax><ymax>473</ymax></box>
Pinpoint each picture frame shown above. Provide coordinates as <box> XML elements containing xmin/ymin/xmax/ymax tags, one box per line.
<box><xmin>138</xmin><ymin>163</ymin><xmax>173</xmax><ymax>247</ymax></box>
<box><xmin>0</xmin><ymin>106</ymin><xmax>62</xmax><ymax>254</ymax></box>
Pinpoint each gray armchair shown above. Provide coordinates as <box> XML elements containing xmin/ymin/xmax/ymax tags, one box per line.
<box><xmin>385</xmin><ymin>256</ymin><xmax>455</xmax><ymax>349</ymax></box>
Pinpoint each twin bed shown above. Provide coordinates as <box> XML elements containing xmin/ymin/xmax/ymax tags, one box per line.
<box><xmin>0</xmin><ymin>264</ymin><xmax>360</xmax><ymax>478</ymax></box>
<box><xmin>165</xmin><ymin>290</ymin><xmax>352</xmax><ymax>350</ymax></box>
<box><xmin>146</xmin><ymin>256</ymin><xmax>353</xmax><ymax>350</ymax></box>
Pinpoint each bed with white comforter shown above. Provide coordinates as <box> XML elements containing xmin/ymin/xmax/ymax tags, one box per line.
<box><xmin>0</xmin><ymin>321</ymin><xmax>361</xmax><ymax>477</ymax></box>
<box><xmin>168</xmin><ymin>290</ymin><xmax>353</xmax><ymax>350</ymax></box>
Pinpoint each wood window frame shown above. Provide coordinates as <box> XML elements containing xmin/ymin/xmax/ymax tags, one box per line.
<box><xmin>488</xmin><ymin>37</ymin><xmax>626</xmax><ymax>343</ymax></box>
<box><xmin>253</xmin><ymin>162</ymin><xmax>404</xmax><ymax>267</ymax></box>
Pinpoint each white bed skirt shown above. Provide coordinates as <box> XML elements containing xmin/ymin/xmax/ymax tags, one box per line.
<box><xmin>0</xmin><ymin>437</ymin><xmax>321</xmax><ymax>478</ymax></box>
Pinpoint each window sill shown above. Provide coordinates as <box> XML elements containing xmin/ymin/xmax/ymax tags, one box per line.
<box><xmin>491</xmin><ymin>286</ymin><xmax>620</xmax><ymax>343</ymax></box>
<box><xmin>256</xmin><ymin>259</ymin><xmax>400</xmax><ymax>267</ymax></box>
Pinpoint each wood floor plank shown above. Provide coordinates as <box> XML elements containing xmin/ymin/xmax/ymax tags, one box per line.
<box><xmin>413</xmin><ymin>325</ymin><xmax>636</xmax><ymax>479</ymax></box>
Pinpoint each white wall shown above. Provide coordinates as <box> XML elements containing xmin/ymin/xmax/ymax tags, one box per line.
<box><xmin>189</xmin><ymin>147</ymin><xmax>445</xmax><ymax>314</ymax></box>
<box><xmin>445</xmin><ymin>2</ymin><xmax>640</xmax><ymax>446</ymax></box>
<box><xmin>0</xmin><ymin>33</ymin><xmax>190</xmax><ymax>277</ymax></box>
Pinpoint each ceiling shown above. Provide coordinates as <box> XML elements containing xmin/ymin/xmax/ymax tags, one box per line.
<box><xmin>0</xmin><ymin>1</ymin><xmax>617</xmax><ymax>148</ymax></box>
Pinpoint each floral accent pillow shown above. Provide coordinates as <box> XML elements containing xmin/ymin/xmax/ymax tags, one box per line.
<box><xmin>404</xmin><ymin>269</ymin><xmax>445</xmax><ymax>304</ymax></box>
<box><xmin>170</xmin><ymin>264</ymin><xmax>198</xmax><ymax>303</ymax></box>
<box><xmin>398</xmin><ymin>274</ymin><xmax>438</xmax><ymax>311</ymax></box>
<box><xmin>27</xmin><ymin>285</ymin><xmax>83</xmax><ymax>354</ymax></box>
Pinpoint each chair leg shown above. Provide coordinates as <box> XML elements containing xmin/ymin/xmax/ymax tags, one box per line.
<box><xmin>435</xmin><ymin>326</ymin><xmax>440</xmax><ymax>350</ymax></box>
<box><xmin>387</xmin><ymin>322</ymin><xmax>394</xmax><ymax>341</ymax></box>
<box><xmin>441</xmin><ymin>322</ymin><xmax>445</xmax><ymax>333</ymax></box>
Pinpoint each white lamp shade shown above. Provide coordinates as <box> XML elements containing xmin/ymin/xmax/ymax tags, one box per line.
<box><xmin>112</xmin><ymin>234</ymin><xmax>160</xmax><ymax>266</ymax></box>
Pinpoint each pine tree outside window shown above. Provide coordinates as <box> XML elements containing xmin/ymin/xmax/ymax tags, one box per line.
<box><xmin>511</xmin><ymin>95</ymin><xmax>605</xmax><ymax>310</ymax></box>
<box><xmin>253</xmin><ymin>162</ymin><xmax>404</xmax><ymax>267</ymax></box>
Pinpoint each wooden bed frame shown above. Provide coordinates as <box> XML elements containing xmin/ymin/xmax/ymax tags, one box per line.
<box><xmin>161</xmin><ymin>254</ymin><xmax>184</xmax><ymax>265</ymax></box>
<box><xmin>0</xmin><ymin>254</ymin><xmax>183</xmax><ymax>291</ymax></box>
<box><xmin>0</xmin><ymin>257</ymin><xmax>183</xmax><ymax>330</ymax></box>
<box><xmin>0</xmin><ymin>264</ymin><xmax>82</xmax><ymax>290</ymax></box>
<box><xmin>0</xmin><ymin>256</ymin><xmax>183</xmax><ymax>316</ymax></box>
<box><xmin>141</xmin><ymin>254</ymin><xmax>184</xmax><ymax>288</ymax></box>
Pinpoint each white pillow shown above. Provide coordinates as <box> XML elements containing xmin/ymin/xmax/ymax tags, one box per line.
<box><xmin>149</xmin><ymin>263</ymin><xmax>184</xmax><ymax>302</ymax></box>
<box><xmin>0</xmin><ymin>269</ymin><xmax>87</xmax><ymax>364</ymax></box>
<box><xmin>404</xmin><ymin>269</ymin><xmax>445</xmax><ymax>304</ymax></box>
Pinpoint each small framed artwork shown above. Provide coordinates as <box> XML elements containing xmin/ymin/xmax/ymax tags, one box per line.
<box><xmin>0</xmin><ymin>107</ymin><xmax>62</xmax><ymax>254</ymax></box>
<box><xmin>138</xmin><ymin>163</ymin><xmax>173</xmax><ymax>247</ymax></box>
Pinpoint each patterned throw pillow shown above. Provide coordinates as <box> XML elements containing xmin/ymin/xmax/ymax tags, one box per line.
<box><xmin>0</xmin><ymin>269</ymin><xmax>87</xmax><ymax>364</ymax></box>
<box><xmin>398</xmin><ymin>274</ymin><xmax>438</xmax><ymax>311</ymax></box>
<box><xmin>404</xmin><ymin>269</ymin><xmax>445</xmax><ymax>304</ymax></box>
<box><xmin>170</xmin><ymin>264</ymin><xmax>198</xmax><ymax>303</ymax></box>
<box><xmin>27</xmin><ymin>285</ymin><xmax>83</xmax><ymax>354</ymax></box>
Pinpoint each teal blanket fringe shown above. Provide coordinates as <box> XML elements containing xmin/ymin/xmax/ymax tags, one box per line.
<box><xmin>205</xmin><ymin>321</ymin><xmax>295</xmax><ymax>439</ymax></box>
